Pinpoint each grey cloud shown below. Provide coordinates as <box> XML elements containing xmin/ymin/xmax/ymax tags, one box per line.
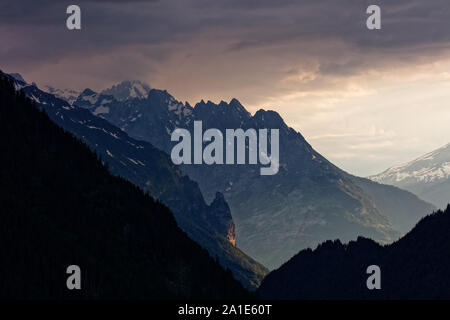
<box><xmin>3</xmin><ymin>1</ymin><xmax>450</xmax><ymax>54</ymax></box>
<box><xmin>2</xmin><ymin>0</ymin><xmax>450</xmax><ymax>94</ymax></box>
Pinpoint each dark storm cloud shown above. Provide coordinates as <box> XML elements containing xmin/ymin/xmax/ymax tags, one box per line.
<box><xmin>2</xmin><ymin>0</ymin><xmax>450</xmax><ymax>49</ymax></box>
<box><xmin>1</xmin><ymin>0</ymin><xmax>450</xmax><ymax>90</ymax></box>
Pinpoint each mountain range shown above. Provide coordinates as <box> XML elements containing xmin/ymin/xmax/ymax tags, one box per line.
<box><xmin>66</xmin><ymin>79</ymin><xmax>435</xmax><ymax>269</ymax></box>
<box><xmin>8</xmin><ymin>73</ymin><xmax>267</xmax><ymax>290</ymax></box>
<box><xmin>3</xmin><ymin>70</ymin><xmax>447</xmax><ymax>299</ymax></box>
<box><xmin>0</xmin><ymin>72</ymin><xmax>250</xmax><ymax>299</ymax></box>
<box><xmin>258</xmin><ymin>205</ymin><xmax>450</xmax><ymax>299</ymax></box>
<box><xmin>370</xmin><ymin>143</ymin><xmax>450</xmax><ymax>209</ymax></box>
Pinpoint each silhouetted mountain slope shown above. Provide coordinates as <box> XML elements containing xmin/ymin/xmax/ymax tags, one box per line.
<box><xmin>258</xmin><ymin>205</ymin><xmax>450</xmax><ymax>300</ymax></box>
<box><xmin>75</xmin><ymin>85</ymin><xmax>433</xmax><ymax>269</ymax></box>
<box><xmin>0</xmin><ymin>73</ymin><xmax>250</xmax><ymax>299</ymax></box>
<box><xmin>8</xmin><ymin>74</ymin><xmax>267</xmax><ymax>290</ymax></box>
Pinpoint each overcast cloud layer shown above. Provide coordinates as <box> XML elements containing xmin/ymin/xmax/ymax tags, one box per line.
<box><xmin>1</xmin><ymin>0</ymin><xmax>450</xmax><ymax>175</ymax></box>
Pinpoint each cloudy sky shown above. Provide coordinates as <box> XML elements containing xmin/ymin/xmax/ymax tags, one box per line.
<box><xmin>1</xmin><ymin>0</ymin><xmax>450</xmax><ymax>176</ymax></box>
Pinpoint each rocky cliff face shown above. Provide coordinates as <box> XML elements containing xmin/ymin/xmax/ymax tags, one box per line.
<box><xmin>209</xmin><ymin>192</ymin><xmax>236</xmax><ymax>246</ymax></box>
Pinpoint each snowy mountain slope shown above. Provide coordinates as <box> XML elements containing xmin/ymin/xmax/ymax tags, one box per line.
<box><xmin>42</xmin><ymin>86</ymin><xmax>80</xmax><ymax>105</ymax></box>
<box><xmin>370</xmin><ymin>143</ymin><xmax>450</xmax><ymax>209</ymax></box>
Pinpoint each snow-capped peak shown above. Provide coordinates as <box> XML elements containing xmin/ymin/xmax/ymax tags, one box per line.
<box><xmin>101</xmin><ymin>80</ymin><xmax>151</xmax><ymax>101</ymax></box>
<box><xmin>370</xmin><ymin>143</ymin><xmax>450</xmax><ymax>185</ymax></box>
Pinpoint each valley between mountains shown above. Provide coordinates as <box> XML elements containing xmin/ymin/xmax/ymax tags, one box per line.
<box><xmin>67</xmin><ymin>78</ymin><xmax>434</xmax><ymax>269</ymax></box>
<box><xmin>4</xmin><ymin>72</ymin><xmax>439</xmax><ymax>293</ymax></box>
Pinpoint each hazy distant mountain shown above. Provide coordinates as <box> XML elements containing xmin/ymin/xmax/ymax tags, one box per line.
<box><xmin>0</xmin><ymin>72</ymin><xmax>249</xmax><ymax>299</ymax></box>
<box><xmin>370</xmin><ymin>144</ymin><xmax>450</xmax><ymax>209</ymax></box>
<box><xmin>258</xmin><ymin>205</ymin><xmax>450</xmax><ymax>300</ymax></box>
<box><xmin>75</xmin><ymin>82</ymin><xmax>434</xmax><ymax>269</ymax></box>
<box><xmin>7</xmin><ymin>74</ymin><xmax>267</xmax><ymax>290</ymax></box>
<box><xmin>346</xmin><ymin>175</ymin><xmax>435</xmax><ymax>234</ymax></box>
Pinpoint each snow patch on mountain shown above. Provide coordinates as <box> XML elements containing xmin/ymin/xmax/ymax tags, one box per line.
<box><xmin>106</xmin><ymin>150</ymin><xmax>114</xmax><ymax>158</ymax></box>
<box><xmin>81</xmin><ymin>93</ymin><xmax>99</xmax><ymax>105</ymax></box>
<box><xmin>14</xmin><ymin>82</ymin><xmax>27</xmax><ymax>91</ymax></box>
<box><xmin>93</xmin><ymin>106</ymin><xmax>110</xmax><ymax>116</ymax></box>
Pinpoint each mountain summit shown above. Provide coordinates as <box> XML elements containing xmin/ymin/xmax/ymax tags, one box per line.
<box><xmin>101</xmin><ymin>80</ymin><xmax>151</xmax><ymax>101</ymax></box>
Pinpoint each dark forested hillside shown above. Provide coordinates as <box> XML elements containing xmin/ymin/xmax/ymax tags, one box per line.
<box><xmin>258</xmin><ymin>205</ymin><xmax>450</xmax><ymax>300</ymax></box>
<box><xmin>0</xmin><ymin>73</ymin><xmax>249</xmax><ymax>299</ymax></box>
